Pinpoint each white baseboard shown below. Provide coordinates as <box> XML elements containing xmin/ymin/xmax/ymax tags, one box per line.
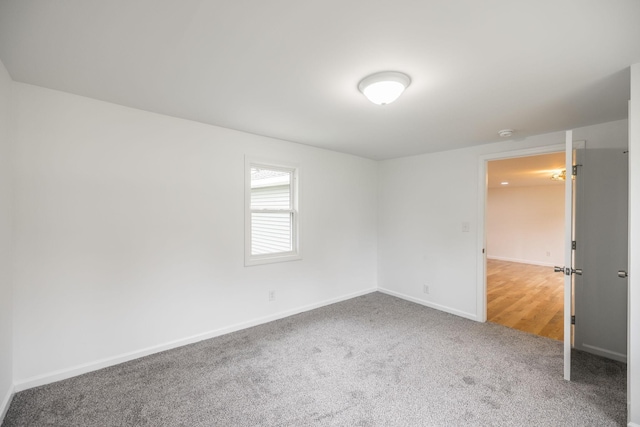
<box><xmin>0</xmin><ymin>384</ymin><xmax>14</xmax><ymax>425</ymax></box>
<box><xmin>578</xmin><ymin>343</ymin><xmax>627</xmax><ymax>363</ymax></box>
<box><xmin>377</xmin><ymin>287</ymin><xmax>478</xmax><ymax>321</ymax></box>
<box><xmin>14</xmin><ymin>287</ymin><xmax>377</xmax><ymax>392</ymax></box>
<box><xmin>487</xmin><ymin>256</ymin><xmax>556</xmax><ymax>267</ymax></box>
<box><xmin>627</xmin><ymin>423</ymin><xmax>639</xmax><ymax>427</ymax></box>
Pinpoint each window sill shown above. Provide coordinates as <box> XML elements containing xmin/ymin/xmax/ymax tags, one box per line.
<box><xmin>245</xmin><ymin>253</ymin><xmax>302</xmax><ymax>267</ymax></box>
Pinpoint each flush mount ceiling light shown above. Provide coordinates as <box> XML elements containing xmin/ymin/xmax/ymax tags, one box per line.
<box><xmin>498</xmin><ymin>129</ymin><xmax>514</xmax><ymax>138</ymax></box>
<box><xmin>358</xmin><ymin>71</ymin><xmax>411</xmax><ymax>105</ymax></box>
<box><xmin>551</xmin><ymin>170</ymin><xmax>567</xmax><ymax>181</ymax></box>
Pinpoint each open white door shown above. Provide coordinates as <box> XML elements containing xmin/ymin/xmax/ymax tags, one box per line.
<box><xmin>562</xmin><ymin>130</ymin><xmax>576</xmax><ymax>381</ymax></box>
<box><xmin>552</xmin><ymin>131</ymin><xmax>577</xmax><ymax>381</ymax></box>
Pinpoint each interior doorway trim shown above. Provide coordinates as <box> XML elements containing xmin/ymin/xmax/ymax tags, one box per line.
<box><xmin>476</xmin><ymin>143</ymin><xmax>565</xmax><ymax>322</ymax></box>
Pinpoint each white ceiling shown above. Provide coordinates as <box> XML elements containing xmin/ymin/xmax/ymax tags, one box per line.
<box><xmin>0</xmin><ymin>1</ymin><xmax>639</xmax><ymax>160</ymax></box>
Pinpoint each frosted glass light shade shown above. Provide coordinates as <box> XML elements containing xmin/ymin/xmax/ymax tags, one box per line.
<box><xmin>358</xmin><ymin>71</ymin><xmax>411</xmax><ymax>105</ymax></box>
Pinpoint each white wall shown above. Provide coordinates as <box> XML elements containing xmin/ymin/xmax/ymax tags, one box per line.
<box><xmin>628</xmin><ymin>62</ymin><xmax>640</xmax><ymax>426</ymax></box>
<box><xmin>378</xmin><ymin>119</ymin><xmax>629</xmax><ymax>321</ymax></box>
<box><xmin>11</xmin><ymin>83</ymin><xmax>378</xmax><ymax>388</ymax></box>
<box><xmin>487</xmin><ymin>185</ymin><xmax>564</xmax><ymax>266</ymax></box>
<box><xmin>0</xmin><ymin>59</ymin><xmax>13</xmax><ymax>421</ymax></box>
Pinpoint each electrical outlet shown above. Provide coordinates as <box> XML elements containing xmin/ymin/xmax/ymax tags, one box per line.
<box><xmin>462</xmin><ymin>222</ymin><xmax>470</xmax><ymax>232</ymax></box>
<box><xmin>268</xmin><ymin>290</ymin><xmax>276</xmax><ymax>301</ymax></box>
<box><xmin>423</xmin><ymin>285</ymin><xmax>430</xmax><ymax>294</ymax></box>
<box><xmin>546</xmin><ymin>251</ymin><xmax>551</xmax><ymax>257</ymax></box>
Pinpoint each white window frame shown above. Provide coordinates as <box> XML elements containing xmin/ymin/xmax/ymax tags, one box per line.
<box><xmin>245</xmin><ymin>157</ymin><xmax>301</xmax><ymax>266</ymax></box>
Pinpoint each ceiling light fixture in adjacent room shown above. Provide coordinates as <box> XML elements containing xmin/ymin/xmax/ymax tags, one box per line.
<box><xmin>498</xmin><ymin>129</ymin><xmax>514</xmax><ymax>138</ymax></box>
<box><xmin>358</xmin><ymin>71</ymin><xmax>411</xmax><ymax>105</ymax></box>
<box><xmin>550</xmin><ymin>170</ymin><xmax>567</xmax><ymax>181</ymax></box>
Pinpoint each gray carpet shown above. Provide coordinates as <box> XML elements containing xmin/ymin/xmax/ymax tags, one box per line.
<box><xmin>2</xmin><ymin>292</ymin><xmax>626</xmax><ymax>426</ymax></box>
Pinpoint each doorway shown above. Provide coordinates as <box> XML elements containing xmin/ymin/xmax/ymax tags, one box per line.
<box><xmin>478</xmin><ymin>142</ymin><xmax>629</xmax><ymax>367</ymax></box>
<box><xmin>485</xmin><ymin>152</ymin><xmax>566</xmax><ymax>340</ymax></box>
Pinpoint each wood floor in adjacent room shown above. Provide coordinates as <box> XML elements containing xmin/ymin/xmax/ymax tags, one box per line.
<box><xmin>487</xmin><ymin>259</ymin><xmax>564</xmax><ymax>341</ymax></box>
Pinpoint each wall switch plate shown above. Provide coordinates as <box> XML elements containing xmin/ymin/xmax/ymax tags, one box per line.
<box><xmin>268</xmin><ymin>290</ymin><xmax>276</xmax><ymax>301</ymax></box>
<box><xmin>462</xmin><ymin>222</ymin><xmax>470</xmax><ymax>232</ymax></box>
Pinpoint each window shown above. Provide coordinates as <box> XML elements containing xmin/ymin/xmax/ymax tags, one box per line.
<box><xmin>245</xmin><ymin>159</ymin><xmax>300</xmax><ymax>266</ymax></box>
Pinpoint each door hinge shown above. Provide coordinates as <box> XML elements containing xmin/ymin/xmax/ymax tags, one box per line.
<box><xmin>572</xmin><ymin>165</ymin><xmax>582</xmax><ymax>176</ymax></box>
<box><xmin>572</xmin><ymin>240</ymin><xmax>576</xmax><ymax>250</ymax></box>
<box><xmin>571</xmin><ymin>315</ymin><xmax>576</xmax><ymax>325</ymax></box>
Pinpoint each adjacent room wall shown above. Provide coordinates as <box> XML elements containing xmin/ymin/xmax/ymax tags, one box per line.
<box><xmin>0</xmin><ymin>59</ymin><xmax>13</xmax><ymax>419</ymax></box>
<box><xmin>487</xmin><ymin>184</ymin><xmax>564</xmax><ymax>266</ymax></box>
<box><xmin>378</xmin><ymin>119</ymin><xmax>629</xmax><ymax>321</ymax></box>
<box><xmin>11</xmin><ymin>83</ymin><xmax>379</xmax><ymax>388</ymax></box>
